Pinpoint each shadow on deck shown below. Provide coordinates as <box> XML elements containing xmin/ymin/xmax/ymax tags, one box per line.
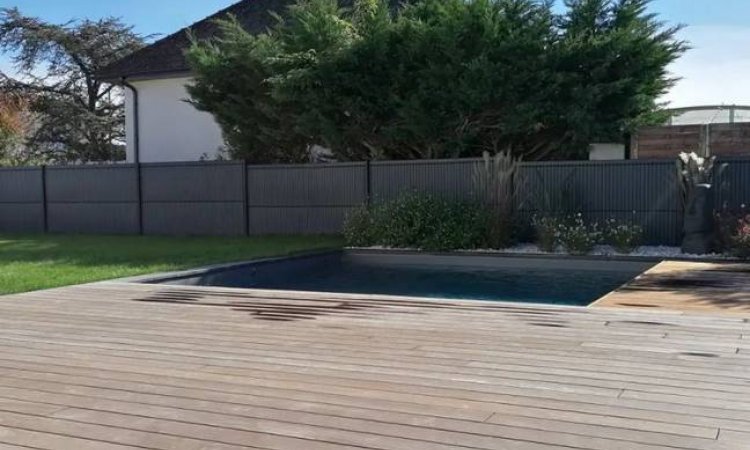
<box><xmin>594</xmin><ymin>260</ymin><xmax>750</xmax><ymax>316</ymax></box>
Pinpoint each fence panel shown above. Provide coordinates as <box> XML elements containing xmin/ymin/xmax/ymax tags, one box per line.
<box><xmin>45</xmin><ymin>165</ymin><xmax>139</xmax><ymax>234</ymax></box>
<box><xmin>717</xmin><ymin>158</ymin><xmax>750</xmax><ymax>210</ymax></box>
<box><xmin>141</xmin><ymin>161</ymin><xmax>246</xmax><ymax>236</ymax></box>
<box><xmin>518</xmin><ymin>160</ymin><xmax>682</xmax><ymax>245</ymax></box>
<box><xmin>370</xmin><ymin>159</ymin><xmax>479</xmax><ymax>201</ymax></box>
<box><xmin>3</xmin><ymin>157</ymin><xmax>750</xmax><ymax>244</ymax></box>
<box><xmin>0</xmin><ymin>167</ymin><xmax>44</xmax><ymax>233</ymax></box>
<box><xmin>246</xmin><ymin>163</ymin><xmax>367</xmax><ymax>234</ymax></box>
<box><xmin>633</xmin><ymin>124</ymin><xmax>704</xmax><ymax>159</ymax></box>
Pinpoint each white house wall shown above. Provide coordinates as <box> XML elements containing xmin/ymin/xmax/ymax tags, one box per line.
<box><xmin>125</xmin><ymin>76</ymin><xmax>224</xmax><ymax>163</ymax></box>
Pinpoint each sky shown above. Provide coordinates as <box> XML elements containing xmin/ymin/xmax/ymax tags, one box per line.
<box><xmin>2</xmin><ymin>0</ymin><xmax>750</xmax><ymax>108</ymax></box>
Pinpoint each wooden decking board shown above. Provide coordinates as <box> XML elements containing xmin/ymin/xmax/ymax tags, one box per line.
<box><xmin>44</xmin><ymin>408</ymin><xmax>718</xmax><ymax>450</ymax></box>
<box><xmin>0</xmin><ymin>410</ymin><xmax>265</xmax><ymax>450</ymax></box>
<box><xmin>2</xmin><ymin>341</ymin><xmax>748</xmax><ymax>422</ymax></box>
<box><xmin>0</xmin><ymin>335</ymin><xmax>750</xmax><ymax>393</ymax></box>
<box><xmin>0</xmin><ymin>313</ymin><xmax>740</xmax><ymax>352</ymax></box>
<box><xmin>0</xmin><ymin>353</ymin><xmax>747</xmax><ymax>434</ymax></box>
<box><xmin>1</xmin><ymin>320</ymin><xmax>748</xmax><ymax>390</ymax></box>
<box><xmin>0</xmin><ymin>352</ymin><xmax>747</xmax><ymax>418</ymax></box>
<box><xmin>0</xmin><ymin>302</ymin><xmax>743</xmax><ymax>354</ymax></box>
<box><xmin>0</xmin><ymin>425</ymin><xmax>144</xmax><ymax>450</ymax></box>
<box><xmin>0</xmin><ymin>443</ymin><xmax>38</xmax><ymax>450</ymax></box>
<box><xmin>0</xmin><ymin>316</ymin><xmax>742</xmax><ymax>366</ymax></box>
<box><xmin>0</xmin><ymin>377</ymin><xmax>725</xmax><ymax>450</ymax></box>
<box><xmin>0</xmin><ymin>283</ymin><xmax>749</xmax><ymax>448</ymax></box>
<box><xmin>3</xmin><ymin>376</ymin><xmax>713</xmax><ymax>445</ymax></box>
<box><xmin>3</xmin><ymin>296</ymin><xmax>745</xmax><ymax>335</ymax></box>
<box><xmin>0</xmin><ymin>354</ymin><xmax>737</xmax><ymax>436</ymax></box>
<box><xmin>594</xmin><ymin>261</ymin><xmax>750</xmax><ymax>315</ymax></box>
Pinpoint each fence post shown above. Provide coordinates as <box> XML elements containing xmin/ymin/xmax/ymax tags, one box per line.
<box><xmin>40</xmin><ymin>165</ymin><xmax>48</xmax><ymax>233</ymax></box>
<box><xmin>365</xmin><ymin>160</ymin><xmax>372</xmax><ymax>206</ymax></box>
<box><xmin>242</xmin><ymin>160</ymin><xmax>249</xmax><ymax>236</ymax></box>
<box><xmin>136</xmin><ymin>162</ymin><xmax>144</xmax><ymax>235</ymax></box>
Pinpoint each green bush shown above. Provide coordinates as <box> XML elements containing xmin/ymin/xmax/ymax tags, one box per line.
<box><xmin>532</xmin><ymin>215</ymin><xmax>563</xmax><ymax>252</ymax></box>
<box><xmin>604</xmin><ymin>219</ymin><xmax>643</xmax><ymax>254</ymax></box>
<box><xmin>343</xmin><ymin>192</ymin><xmax>490</xmax><ymax>251</ymax></box>
<box><xmin>342</xmin><ymin>205</ymin><xmax>374</xmax><ymax>247</ymax></box>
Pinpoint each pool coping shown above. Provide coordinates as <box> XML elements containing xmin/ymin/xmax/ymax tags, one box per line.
<box><xmin>113</xmin><ymin>248</ymin><xmax>735</xmax><ymax>287</ymax></box>
<box><xmin>117</xmin><ymin>248</ymin><xmax>664</xmax><ymax>285</ymax></box>
<box><xmin>110</xmin><ymin>249</ymin><xmax>343</xmax><ymax>284</ymax></box>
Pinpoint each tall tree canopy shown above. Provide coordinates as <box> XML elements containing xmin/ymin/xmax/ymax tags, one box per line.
<box><xmin>0</xmin><ymin>8</ymin><xmax>145</xmax><ymax>163</ymax></box>
<box><xmin>188</xmin><ymin>0</ymin><xmax>686</xmax><ymax>162</ymax></box>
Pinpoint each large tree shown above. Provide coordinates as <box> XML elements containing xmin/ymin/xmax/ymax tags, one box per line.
<box><xmin>0</xmin><ymin>8</ymin><xmax>145</xmax><ymax>163</ymax></box>
<box><xmin>188</xmin><ymin>0</ymin><xmax>686</xmax><ymax>162</ymax></box>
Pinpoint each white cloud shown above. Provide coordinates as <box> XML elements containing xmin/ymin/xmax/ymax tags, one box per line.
<box><xmin>663</xmin><ymin>25</ymin><xmax>750</xmax><ymax>108</ymax></box>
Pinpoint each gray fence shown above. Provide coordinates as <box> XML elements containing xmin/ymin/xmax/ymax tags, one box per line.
<box><xmin>1</xmin><ymin>158</ymin><xmax>749</xmax><ymax>245</ymax></box>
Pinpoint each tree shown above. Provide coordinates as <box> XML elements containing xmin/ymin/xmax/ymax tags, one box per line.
<box><xmin>0</xmin><ymin>8</ymin><xmax>145</xmax><ymax>163</ymax></box>
<box><xmin>0</xmin><ymin>91</ymin><xmax>35</xmax><ymax>165</ymax></box>
<box><xmin>186</xmin><ymin>0</ymin><xmax>360</xmax><ymax>163</ymax></box>
<box><xmin>551</xmin><ymin>0</ymin><xmax>686</xmax><ymax>158</ymax></box>
<box><xmin>187</xmin><ymin>0</ymin><xmax>686</xmax><ymax>162</ymax></box>
<box><xmin>186</xmin><ymin>19</ymin><xmax>310</xmax><ymax>163</ymax></box>
<box><xmin>302</xmin><ymin>0</ymin><xmax>560</xmax><ymax>160</ymax></box>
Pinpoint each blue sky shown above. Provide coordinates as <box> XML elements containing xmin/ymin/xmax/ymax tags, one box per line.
<box><xmin>2</xmin><ymin>0</ymin><xmax>750</xmax><ymax>107</ymax></box>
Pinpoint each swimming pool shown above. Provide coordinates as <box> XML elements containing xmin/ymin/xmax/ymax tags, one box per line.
<box><xmin>144</xmin><ymin>251</ymin><xmax>653</xmax><ymax>306</ymax></box>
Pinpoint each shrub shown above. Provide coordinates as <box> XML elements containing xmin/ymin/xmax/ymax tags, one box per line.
<box><xmin>421</xmin><ymin>202</ymin><xmax>491</xmax><ymax>251</ymax></box>
<box><xmin>604</xmin><ymin>219</ymin><xmax>643</xmax><ymax>254</ymax></box>
<box><xmin>730</xmin><ymin>215</ymin><xmax>750</xmax><ymax>259</ymax></box>
<box><xmin>717</xmin><ymin>206</ymin><xmax>750</xmax><ymax>259</ymax></box>
<box><xmin>342</xmin><ymin>204</ymin><xmax>374</xmax><ymax>247</ymax></box>
<box><xmin>716</xmin><ymin>204</ymin><xmax>747</xmax><ymax>253</ymax></box>
<box><xmin>343</xmin><ymin>192</ymin><xmax>490</xmax><ymax>251</ymax></box>
<box><xmin>557</xmin><ymin>214</ymin><xmax>601</xmax><ymax>255</ymax></box>
<box><xmin>532</xmin><ymin>215</ymin><xmax>562</xmax><ymax>252</ymax></box>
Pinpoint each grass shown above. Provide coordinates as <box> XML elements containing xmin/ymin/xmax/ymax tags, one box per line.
<box><xmin>0</xmin><ymin>234</ymin><xmax>343</xmax><ymax>295</ymax></box>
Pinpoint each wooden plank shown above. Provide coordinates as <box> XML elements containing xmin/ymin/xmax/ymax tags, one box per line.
<box><xmin>593</xmin><ymin>260</ymin><xmax>750</xmax><ymax>316</ymax></box>
<box><xmin>0</xmin><ymin>281</ymin><xmax>749</xmax><ymax>449</ymax></box>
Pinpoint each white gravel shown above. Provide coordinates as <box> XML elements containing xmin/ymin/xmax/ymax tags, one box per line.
<box><xmin>476</xmin><ymin>244</ymin><xmax>731</xmax><ymax>259</ymax></box>
<box><xmin>354</xmin><ymin>244</ymin><xmax>733</xmax><ymax>260</ymax></box>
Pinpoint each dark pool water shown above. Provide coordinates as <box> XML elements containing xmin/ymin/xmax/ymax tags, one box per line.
<box><xmin>154</xmin><ymin>253</ymin><xmax>647</xmax><ymax>306</ymax></box>
<box><xmin>253</xmin><ymin>263</ymin><xmax>633</xmax><ymax>305</ymax></box>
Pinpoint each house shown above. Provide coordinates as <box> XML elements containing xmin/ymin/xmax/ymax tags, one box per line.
<box><xmin>98</xmin><ymin>0</ymin><xmax>294</xmax><ymax>163</ymax></box>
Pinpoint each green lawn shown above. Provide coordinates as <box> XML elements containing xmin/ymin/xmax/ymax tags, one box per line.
<box><xmin>0</xmin><ymin>234</ymin><xmax>343</xmax><ymax>295</ymax></box>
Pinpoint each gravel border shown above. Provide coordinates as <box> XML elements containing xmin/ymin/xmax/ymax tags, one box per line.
<box><xmin>353</xmin><ymin>244</ymin><xmax>738</xmax><ymax>262</ymax></box>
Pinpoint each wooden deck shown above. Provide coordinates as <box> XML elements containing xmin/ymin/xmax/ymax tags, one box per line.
<box><xmin>594</xmin><ymin>260</ymin><xmax>750</xmax><ymax>316</ymax></box>
<box><xmin>0</xmin><ymin>281</ymin><xmax>749</xmax><ymax>449</ymax></box>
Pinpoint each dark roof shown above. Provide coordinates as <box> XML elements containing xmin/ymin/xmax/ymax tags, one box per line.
<box><xmin>98</xmin><ymin>0</ymin><xmax>294</xmax><ymax>81</ymax></box>
<box><xmin>100</xmin><ymin>0</ymin><xmax>405</xmax><ymax>82</ymax></box>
